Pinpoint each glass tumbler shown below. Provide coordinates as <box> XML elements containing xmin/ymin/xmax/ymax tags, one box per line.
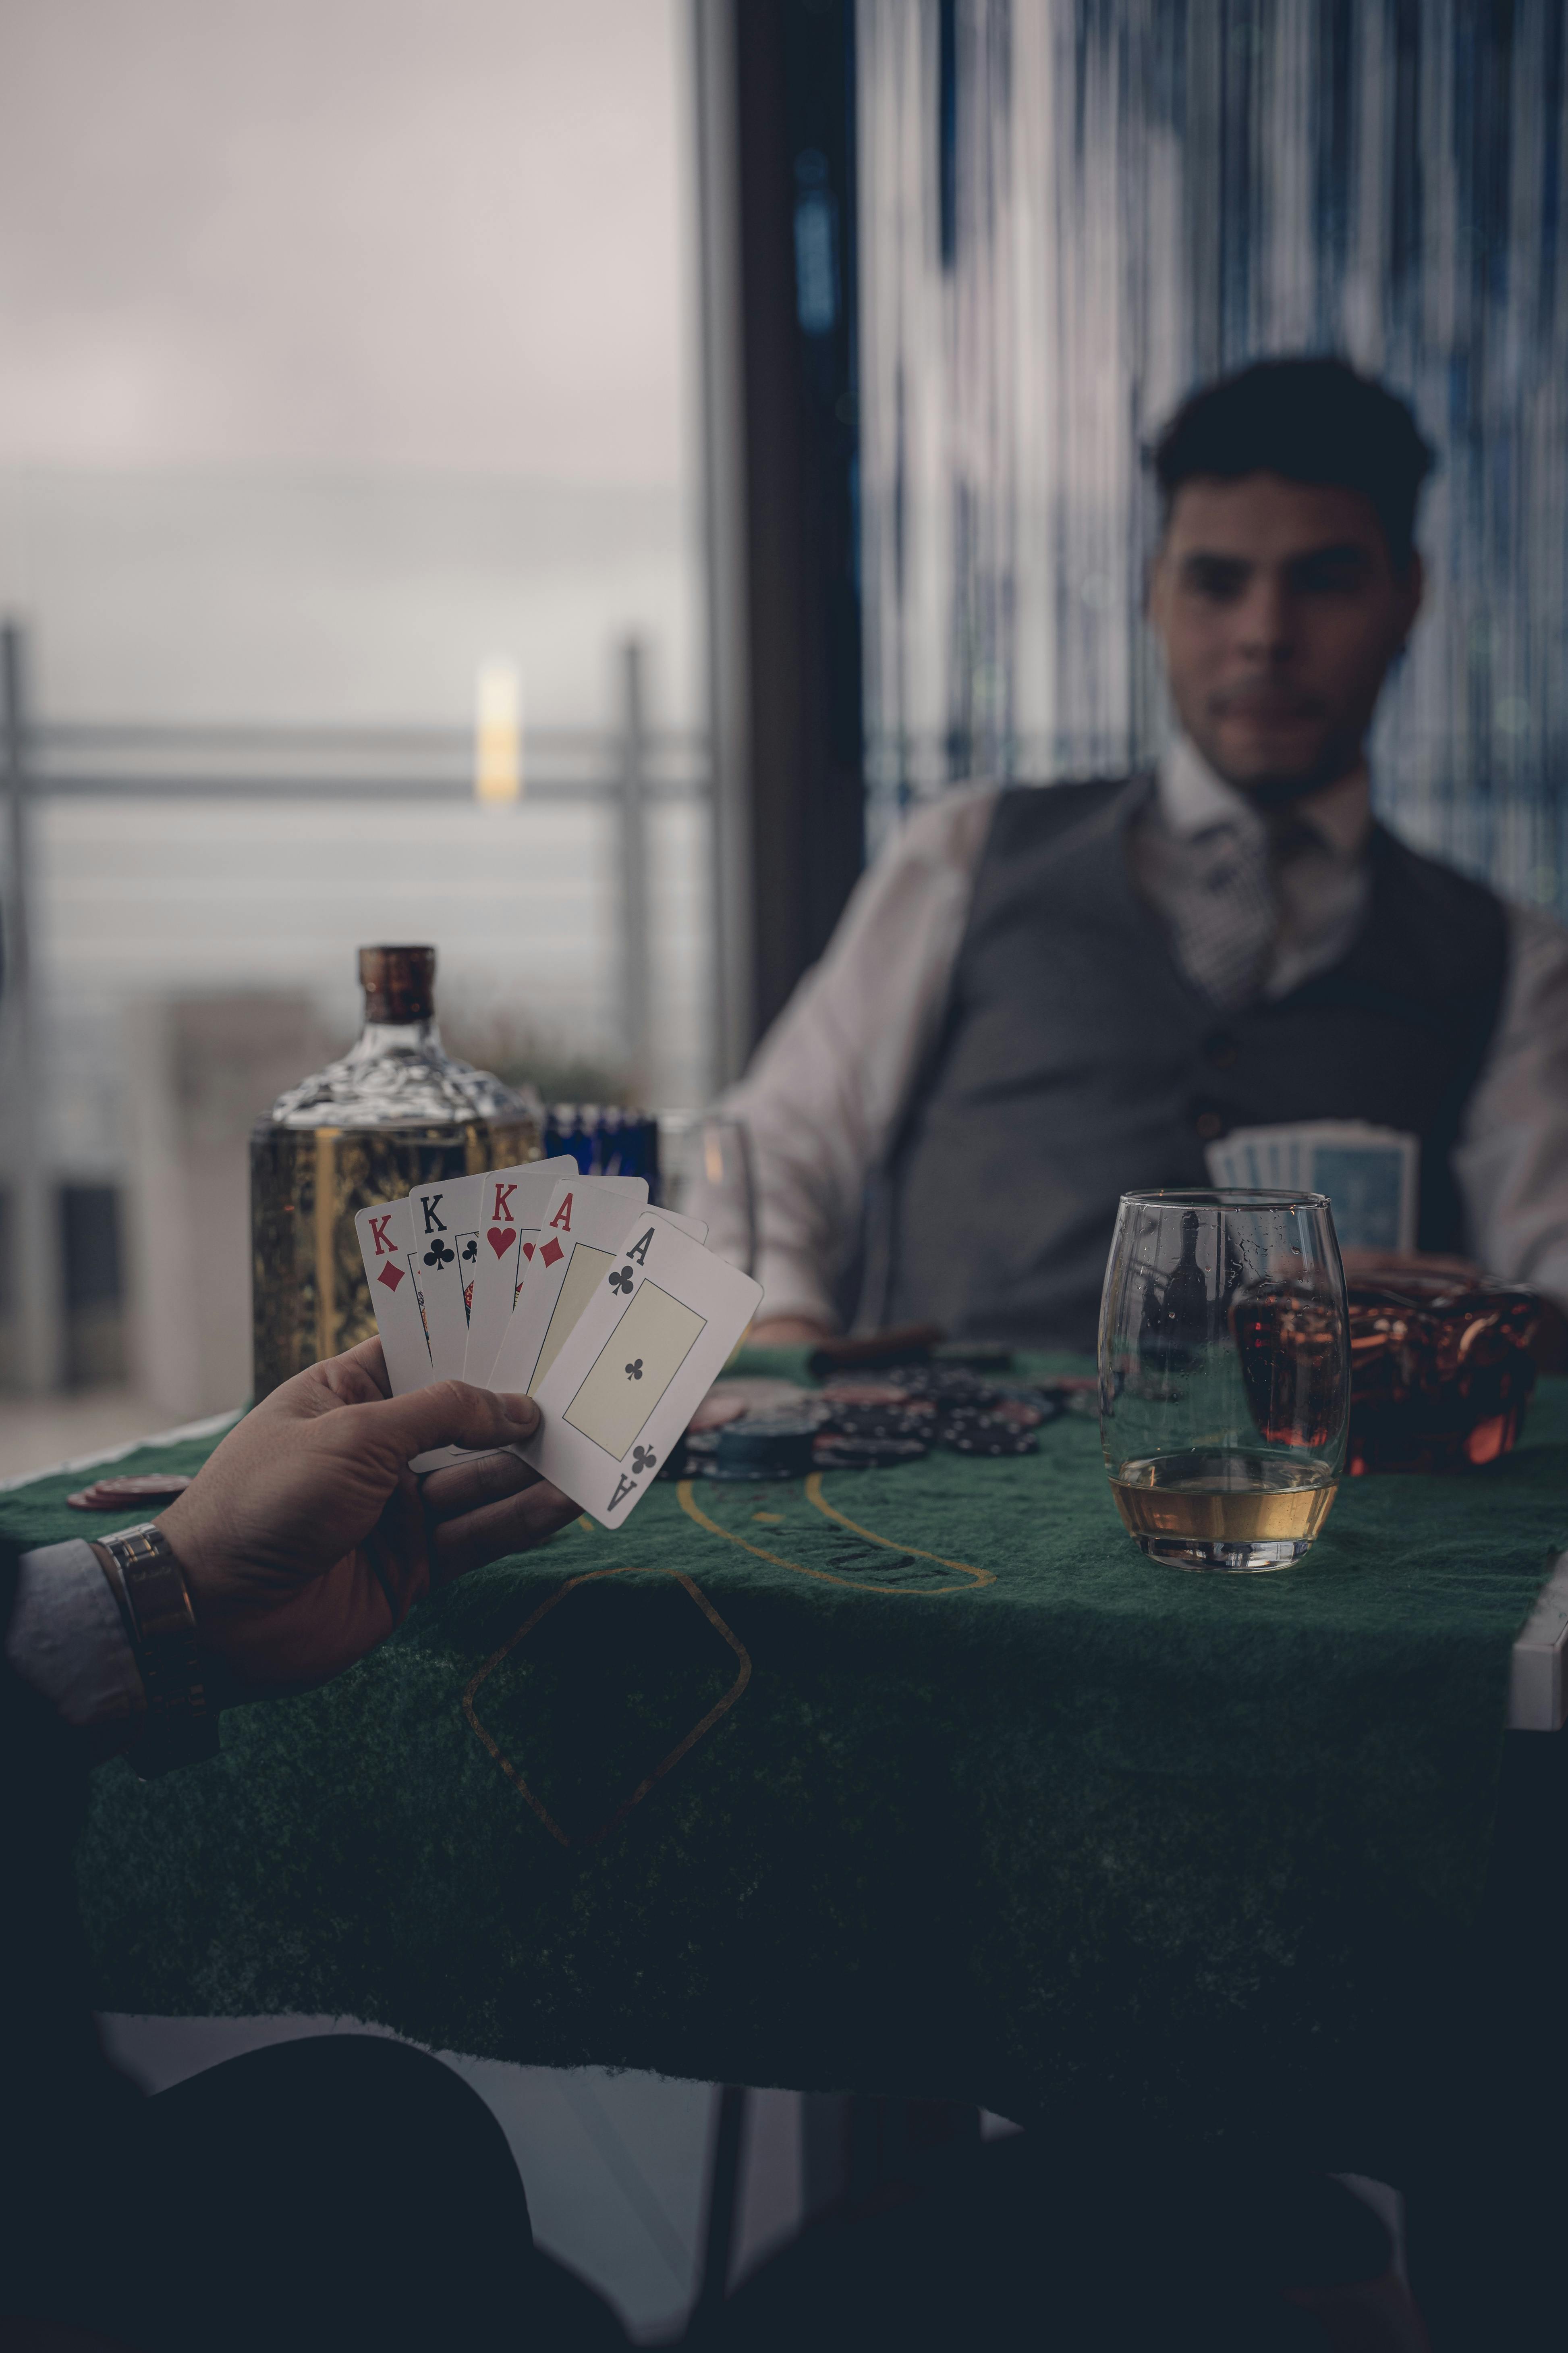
<box><xmin>655</xmin><ymin>1112</ymin><xmax>757</xmax><ymax>1276</ymax></box>
<box><xmin>1099</xmin><ymin>1189</ymin><xmax>1349</xmax><ymax>1572</ymax></box>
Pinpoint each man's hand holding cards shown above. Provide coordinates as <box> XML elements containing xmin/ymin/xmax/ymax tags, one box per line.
<box><xmin>357</xmin><ymin>1172</ymin><xmax>761</xmax><ymax>1528</ymax></box>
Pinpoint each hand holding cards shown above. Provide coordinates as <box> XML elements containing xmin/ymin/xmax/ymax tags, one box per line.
<box><xmin>356</xmin><ymin>1171</ymin><xmax>761</xmax><ymax>1527</ymax></box>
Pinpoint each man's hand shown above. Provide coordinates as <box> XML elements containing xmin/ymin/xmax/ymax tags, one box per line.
<box><xmin>150</xmin><ymin>1339</ymin><xmax>580</xmax><ymax>1703</ymax></box>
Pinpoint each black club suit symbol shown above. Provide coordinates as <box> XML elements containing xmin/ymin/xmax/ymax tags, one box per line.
<box><xmin>625</xmin><ymin>1358</ymin><xmax>644</xmax><ymax>1381</ymax></box>
<box><xmin>460</xmin><ymin>1236</ymin><xmax>477</xmax><ymax>1263</ymax></box>
<box><xmin>631</xmin><ymin>1445</ymin><xmax>656</xmax><ymax>1475</ymax></box>
<box><xmin>423</xmin><ymin>1240</ymin><xmax>455</xmax><ymax>1269</ymax></box>
<box><xmin>608</xmin><ymin>1266</ymin><xmax>635</xmax><ymax>1295</ymax></box>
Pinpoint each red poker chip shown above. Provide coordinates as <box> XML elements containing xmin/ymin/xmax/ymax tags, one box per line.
<box><xmin>67</xmin><ymin>1472</ymin><xmax>194</xmax><ymax>1511</ymax></box>
<box><xmin>687</xmin><ymin>1393</ymin><xmax>751</xmax><ymax>1434</ymax></box>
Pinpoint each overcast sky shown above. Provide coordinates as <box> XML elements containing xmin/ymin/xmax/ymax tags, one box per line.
<box><xmin>0</xmin><ymin>0</ymin><xmax>692</xmax><ymax>484</ymax></box>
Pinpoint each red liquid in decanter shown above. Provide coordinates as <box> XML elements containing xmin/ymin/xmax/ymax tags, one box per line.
<box><xmin>1230</xmin><ymin>1285</ymin><xmax>1347</xmax><ymax>1451</ymax></box>
<box><xmin>1343</xmin><ymin>1274</ymin><xmax>1540</xmax><ymax>1474</ymax></box>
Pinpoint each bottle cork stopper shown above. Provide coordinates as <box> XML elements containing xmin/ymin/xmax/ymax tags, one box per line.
<box><xmin>359</xmin><ymin>945</ymin><xmax>436</xmax><ymax>1024</ymax></box>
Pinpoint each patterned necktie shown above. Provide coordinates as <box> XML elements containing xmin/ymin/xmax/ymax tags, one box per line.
<box><xmin>1166</xmin><ymin>818</ymin><xmax>1276</xmax><ymax>1010</ymax></box>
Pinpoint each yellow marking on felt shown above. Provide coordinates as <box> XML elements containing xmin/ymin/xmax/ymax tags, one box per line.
<box><xmin>676</xmin><ymin>1479</ymin><xmax>991</xmax><ymax>1596</ymax></box>
<box><xmin>803</xmin><ymin>1475</ymin><xmax>995</xmax><ymax>1586</ymax></box>
<box><xmin>463</xmin><ymin>1565</ymin><xmax>751</xmax><ymax>1847</ymax></box>
<box><xmin>753</xmin><ymin>1510</ymin><xmax>783</xmax><ymax>1523</ymax></box>
<box><xmin>575</xmin><ymin>1515</ymin><xmax>595</xmax><ymax>1535</ymax></box>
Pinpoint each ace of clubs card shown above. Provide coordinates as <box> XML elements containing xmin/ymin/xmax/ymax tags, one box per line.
<box><xmin>518</xmin><ymin>1209</ymin><xmax>762</xmax><ymax>1529</ymax></box>
<box><xmin>486</xmin><ymin>1175</ymin><xmax>650</xmax><ymax>1398</ymax></box>
<box><xmin>353</xmin><ymin>1198</ymin><xmax>431</xmax><ymax>1393</ymax></box>
<box><xmin>462</xmin><ymin>1155</ymin><xmax>579</xmax><ymax>1385</ymax></box>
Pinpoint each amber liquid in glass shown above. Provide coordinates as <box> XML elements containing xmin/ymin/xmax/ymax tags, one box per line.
<box><xmin>1111</xmin><ymin>1451</ymin><xmax>1338</xmax><ymax>1564</ymax></box>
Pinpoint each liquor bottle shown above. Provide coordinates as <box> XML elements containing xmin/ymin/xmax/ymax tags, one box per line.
<box><xmin>250</xmin><ymin>945</ymin><xmax>539</xmax><ymax>1398</ymax></box>
<box><xmin>1139</xmin><ymin>1207</ymin><xmax>1209</xmax><ymax>1372</ymax></box>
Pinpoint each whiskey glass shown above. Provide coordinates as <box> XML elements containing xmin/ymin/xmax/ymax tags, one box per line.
<box><xmin>655</xmin><ymin>1112</ymin><xmax>757</xmax><ymax>1276</ymax></box>
<box><xmin>1099</xmin><ymin>1189</ymin><xmax>1349</xmax><ymax>1572</ymax></box>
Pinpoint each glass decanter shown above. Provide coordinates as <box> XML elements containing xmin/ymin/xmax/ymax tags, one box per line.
<box><xmin>250</xmin><ymin>945</ymin><xmax>540</xmax><ymax>1397</ymax></box>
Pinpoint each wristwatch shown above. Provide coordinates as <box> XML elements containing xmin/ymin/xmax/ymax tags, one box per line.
<box><xmin>96</xmin><ymin>1522</ymin><xmax>222</xmax><ymax>1778</ymax></box>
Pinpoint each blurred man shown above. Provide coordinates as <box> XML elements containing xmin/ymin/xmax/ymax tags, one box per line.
<box><xmin>717</xmin><ymin>357</ymin><xmax>1568</xmax><ymax>1350</ymax></box>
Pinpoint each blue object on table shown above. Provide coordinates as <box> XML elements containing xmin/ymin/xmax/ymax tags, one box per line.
<box><xmin>542</xmin><ymin>1104</ymin><xmax>662</xmax><ymax>1194</ymax></box>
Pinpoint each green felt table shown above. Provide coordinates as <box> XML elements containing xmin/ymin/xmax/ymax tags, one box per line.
<box><xmin>6</xmin><ymin>1353</ymin><xmax>1566</xmax><ymax>2156</ymax></box>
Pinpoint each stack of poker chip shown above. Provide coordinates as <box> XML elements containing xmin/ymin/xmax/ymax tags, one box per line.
<box><xmin>678</xmin><ymin>1363</ymin><xmax>1073</xmax><ymax>1480</ymax></box>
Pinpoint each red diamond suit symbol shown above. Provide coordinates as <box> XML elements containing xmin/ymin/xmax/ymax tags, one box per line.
<box><xmin>540</xmin><ymin>1237</ymin><xmax>564</xmax><ymax>1268</ymax></box>
<box><xmin>378</xmin><ymin>1261</ymin><xmax>407</xmax><ymax>1292</ymax></box>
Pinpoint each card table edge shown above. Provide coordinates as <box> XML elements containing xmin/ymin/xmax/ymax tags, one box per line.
<box><xmin>5</xmin><ymin>1406</ymin><xmax>1566</xmax><ymax>1731</ymax></box>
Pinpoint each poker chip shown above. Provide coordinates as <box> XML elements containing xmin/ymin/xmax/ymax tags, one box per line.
<box><xmin>813</xmin><ymin>1433</ymin><xmax>930</xmax><ymax>1469</ymax></box>
<box><xmin>67</xmin><ymin>1472</ymin><xmax>194</xmax><ymax>1511</ymax></box>
<box><xmin>1039</xmin><ymin>1376</ymin><xmax>1102</xmax><ymax>1416</ymax></box>
<box><xmin>887</xmin><ymin>1367</ymin><xmax>1002</xmax><ymax>1409</ymax></box>
<box><xmin>940</xmin><ymin>1417</ymin><xmax>1039</xmax><ymax>1458</ymax></box>
<box><xmin>819</xmin><ymin>1401</ymin><xmax>934</xmax><ymax>1442</ymax></box>
<box><xmin>710</xmin><ymin>1418</ymin><xmax>820</xmax><ymax>1480</ymax></box>
<box><xmin>930</xmin><ymin>1342</ymin><xmax>1017</xmax><ymax>1372</ymax></box>
<box><xmin>818</xmin><ymin>1378</ymin><xmax>911</xmax><ymax>1406</ymax></box>
<box><xmin>687</xmin><ymin>1392</ymin><xmax>751</xmax><ymax>1434</ymax></box>
<box><xmin>707</xmin><ymin>1378</ymin><xmax>827</xmax><ymax>1419</ymax></box>
<box><xmin>987</xmin><ymin>1393</ymin><xmax>1062</xmax><ymax>1429</ymax></box>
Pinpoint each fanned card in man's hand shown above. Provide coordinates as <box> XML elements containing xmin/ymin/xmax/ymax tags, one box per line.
<box><xmin>407</xmin><ymin>1174</ymin><xmax>482</xmax><ymax>1380</ymax></box>
<box><xmin>462</xmin><ymin>1155</ymin><xmax>579</xmax><ymax>1386</ymax></box>
<box><xmin>516</xmin><ymin>1208</ymin><xmax>761</xmax><ymax>1529</ymax></box>
<box><xmin>485</xmin><ymin>1175</ymin><xmax>651</xmax><ymax>1399</ymax></box>
<box><xmin>354</xmin><ymin>1197</ymin><xmax>431</xmax><ymax>1391</ymax></box>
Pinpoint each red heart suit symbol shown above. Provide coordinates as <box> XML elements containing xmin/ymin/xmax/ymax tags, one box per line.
<box><xmin>487</xmin><ymin>1226</ymin><xmax>515</xmax><ymax>1257</ymax></box>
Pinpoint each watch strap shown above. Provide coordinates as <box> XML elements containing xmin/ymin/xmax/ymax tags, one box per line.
<box><xmin>97</xmin><ymin>1522</ymin><xmax>220</xmax><ymax>1777</ymax></box>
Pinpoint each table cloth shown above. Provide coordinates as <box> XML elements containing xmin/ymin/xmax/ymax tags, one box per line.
<box><xmin>6</xmin><ymin>1352</ymin><xmax>1564</xmax><ymax>2153</ymax></box>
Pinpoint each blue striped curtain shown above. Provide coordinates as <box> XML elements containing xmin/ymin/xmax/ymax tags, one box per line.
<box><xmin>857</xmin><ymin>0</ymin><xmax>1568</xmax><ymax>915</ymax></box>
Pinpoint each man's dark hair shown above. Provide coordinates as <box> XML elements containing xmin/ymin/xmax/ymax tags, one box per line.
<box><xmin>1151</xmin><ymin>355</ymin><xmax>1436</xmax><ymax>569</ymax></box>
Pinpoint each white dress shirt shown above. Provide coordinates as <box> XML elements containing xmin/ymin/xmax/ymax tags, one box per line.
<box><xmin>708</xmin><ymin>741</ymin><xmax>1568</xmax><ymax>1329</ymax></box>
<box><xmin>6</xmin><ymin>1538</ymin><xmax>143</xmax><ymax>1731</ymax></box>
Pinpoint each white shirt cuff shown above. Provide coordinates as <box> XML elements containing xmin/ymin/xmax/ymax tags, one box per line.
<box><xmin>6</xmin><ymin>1538</ymin><xmax>145</xmax><ymax>1732</ymax></box>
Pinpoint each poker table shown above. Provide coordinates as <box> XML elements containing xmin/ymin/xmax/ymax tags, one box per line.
<box><xmin>6</xmin><ymin>1350</ymin><xmax>1568</xmax><ymax>2161</ymax></box>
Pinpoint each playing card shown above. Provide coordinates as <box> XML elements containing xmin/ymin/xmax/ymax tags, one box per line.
<box><xmin>462</xmin><ymin>1155</ymin><xmax>579</xmax><ymax>1386</ymax></box>
<box><xmin>407</xmin><ymin>1175</ymin><xmax>482</xmax><ymax>1381</ymax></box>
<box><xmin>486</xmin><ymin>1174</ymin><xmax>650</xmax><ymax>1399</ymax></box>
<box><xmin>354</xmin><ymin>1197</ymin><xmax>431</xmax><ymax>1394</ymax></box>
<box><xmin>1302</xmin><ymin>1124</ymin><xmax>1418</xmax><ymax>1250</ymax></box>
<box><xmin>1205</xmin><ymin>1122</ymin><xmax>1418</xmax><ymax>1249</ymax></box>
<box><xmin>517</xmin><ymin>1208</ymin><xmax>763</xmax><ymax>1529</ymax></box>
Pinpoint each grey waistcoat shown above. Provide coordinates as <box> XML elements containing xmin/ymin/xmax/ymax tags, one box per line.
<box><xmin>884</xmin><ymin>776</ymin><xmax>1509</xmax><ymax>1351</ymax></box>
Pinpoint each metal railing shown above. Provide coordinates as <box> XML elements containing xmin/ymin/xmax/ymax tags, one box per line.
<box><xmin>0</xmin><ymin>620</ymin><xmax>713</xmax><ymax>1389</ymax></box>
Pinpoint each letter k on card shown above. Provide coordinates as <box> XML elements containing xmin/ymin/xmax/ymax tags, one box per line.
<box><xmin>461</xmin><ymin>1156</ymin><xmax>578</xmax><ymax>1385</ymax></box>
